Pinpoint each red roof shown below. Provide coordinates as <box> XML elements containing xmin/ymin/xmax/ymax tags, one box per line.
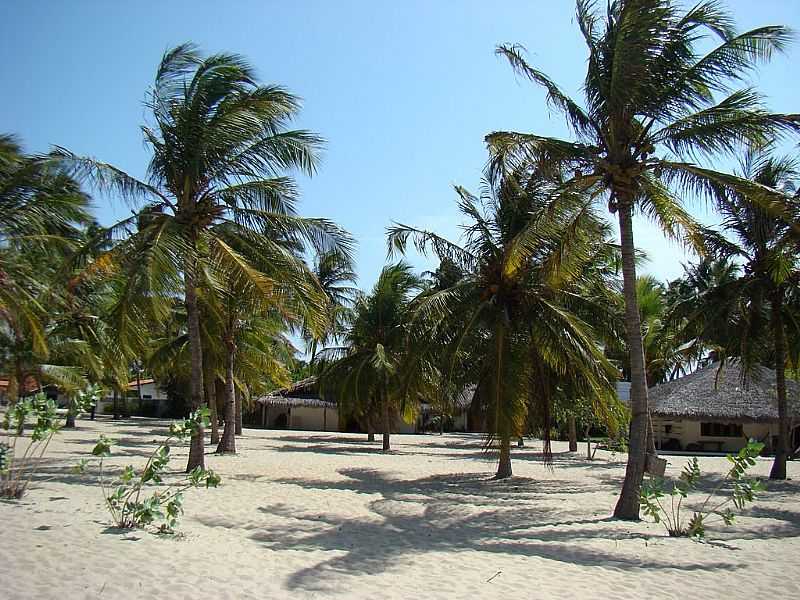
<box><xmin>0</xmin><ymin>377</ymin><xmax>41</xmax><ymax>393</ymax></box>
<box><xmin>127</xmin><ymin>378</ymin><xmax>156</xmax><ymax>389</ymax></box>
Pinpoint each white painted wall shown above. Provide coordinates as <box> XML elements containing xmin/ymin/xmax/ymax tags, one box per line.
<box><xmin>653</xmin><ymin>417</ymin><xmax>775</xmax><ymax>452</ymax></box>
<box><xmin>261</xmin><ymin>405</ymin><xmax>339</xmax><ymax>432</ymax></box>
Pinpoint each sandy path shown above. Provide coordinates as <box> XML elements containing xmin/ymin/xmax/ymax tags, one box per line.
<box><xmin>2</xmin><ymin>417</ymin><xmax>799</xmax><ymax>599</ymax></box>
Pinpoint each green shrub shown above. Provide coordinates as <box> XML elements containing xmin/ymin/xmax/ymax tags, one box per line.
<box><xmin>639</xmin><ymin>440</ymin><xmax>765</xmax><ymax>538</ymax></box>
<box><xmin>1</xmin><ymin>387</ymin><xmax>98</xmax><ymax>499</ymax></box>
<box><xmin>77</xmin><ymin>408</ymin><xmax>220</xmax><ymax>533</ymax></box>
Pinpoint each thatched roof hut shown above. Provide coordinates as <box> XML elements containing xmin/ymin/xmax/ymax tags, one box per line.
<box><xmin>649</xmin><ymin>362</ymin><xmax>800</xmax><ymax>423</ymax></box>
<box><xmin>255</xmin><ymin>376</ymin><xmax>336</xmax><ymax>409</ymax></box>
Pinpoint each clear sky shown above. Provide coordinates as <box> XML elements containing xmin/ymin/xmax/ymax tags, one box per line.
<box><xmin>1</xmin><ymin>0</ymin><xmax>798</xmax><ymax>291</ymax></box>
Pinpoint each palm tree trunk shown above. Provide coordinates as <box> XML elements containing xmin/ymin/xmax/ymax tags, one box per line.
<box><xmin>184</xmin><ymin>258</ymin><xmax>206</xmax><ymax>472</ymax></box>
<box><xmin>613</xmin><ymin>200</ymin><xmax>649</xmax><ymax>521</ymax></box>
<box><xmin>770</xmin><ymin>288</ymin><xmax>788</xmax><ymax>480</ymax></box>
<box><xmin>568</xmin><ymin>415</ymin><xmax>578</xmax><ymax>452</ymax></box>
<box><xmin>136</xmin><ymin>367</ymin><xmax>143</xmax><ymax>406</ymax></box>
<box><xmin>382</xmin><ymin>392</ymin><xmax>391</xmax><ymax>452</ymax></box>
<box><xmin>496</xmin><ymin>436</ymin><xmax>512</xmax><ymax>479</ymax></box>
<box><xmin>235</xmin><ymin>389</ymin><xmax>243</xmax><ymax>436</ymax></box>
<box><xmin>112</xmin><ymin>389</ymin><xmax>119</xmax><ymax>420</ymax></box>
<box><xmin>203</xmin><ymin>354</ymin><xmax>220</xmax><ymax>445</ymax></box>
<box><xmin>217</xmin><ymin>337</ymin><xmax>236</xmax><ymax>454</ymax></box>
<box><xmin>367</xmin><ymin>416</ymin><xmax>375</xmax><ymax>442</ymax></box>
<box><xmin>64</xmin><ymin>399</ymin><xmax>76</xmax><ymax>428</ymax></box>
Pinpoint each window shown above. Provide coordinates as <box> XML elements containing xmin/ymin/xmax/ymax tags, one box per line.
<box><xmin>701</xmin><ymin>422</ymin><xmax>743</xmax><ymax>437</ymax></box>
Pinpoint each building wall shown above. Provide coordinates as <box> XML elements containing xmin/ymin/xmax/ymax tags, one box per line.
<box><xmin>259</xmin><ymin>405</ymin><xmax>339</xmax><ymax>432</ymax></box>
<box><xmin>99</xmin><ymin>382</ymin><xmax>170</xmax><ymax>417</ymax></box>
<box><xmin>616</xmin><ymin>381</ymin><xmax>631</xmax><ymax>402</ymax></box>
<box><xmin>653</xmin><ymin>417</ymin><xmax>775</xmax><ymax>453</ymax></box>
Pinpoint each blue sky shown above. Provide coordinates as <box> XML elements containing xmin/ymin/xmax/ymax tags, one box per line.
<box><xmin>1</xmin><ymin>0</ymin><xmax>798</xmax><ymax>291</ymax></box>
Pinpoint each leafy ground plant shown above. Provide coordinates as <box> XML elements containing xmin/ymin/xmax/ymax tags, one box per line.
<box><xmin>1</xmin><ymin>387</ymin><xmax>98</xmax><ymax>499</ymax></box>
<box><xmin>78</xmin><ymin>409</ymin><xmax>220</xmax><ymax>533</ymax></box>
<box><xmin>640</xmin><ymin>440</ymin><xmax>766</xmax><ymax>538</ymax></box>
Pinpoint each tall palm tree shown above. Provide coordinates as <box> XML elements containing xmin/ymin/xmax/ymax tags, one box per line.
<box><xmin>700</xmin><ymin>148</ymin><xmax>800</xmax><ymax>479</ymax></box>
<box><xmin>487</xmin><ymin>0</ymin><xmax>799</xmax><ymax>518</ymax></box>
<box><xmin>0</xmin><ymin>134</ymin><xmax>91</xmax><ymax>390</ymax></box>
<box><xmin>320</xmin><ymin>263</ymin><xmax>424</xmax><ymax>452</ymax></box>
<box><xmin>389</xmin><ymin>169</ymin><xmax>620</xmax><ymax>478</ymax></box>
<box><xmin>58</xmin><ymin>44</ymin><xmax>350</xmax><ymax>471</ymax></box>
<box><xmin>303</xmin><ymin>249</ymin><xmax>358</xmax><ymax>362</ymax></box>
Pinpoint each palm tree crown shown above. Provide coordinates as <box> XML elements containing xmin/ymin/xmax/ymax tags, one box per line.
<box><xmin>487</xmin><ymin>0</ymin><xmax>800</xmax><ymax>518</ymax></box>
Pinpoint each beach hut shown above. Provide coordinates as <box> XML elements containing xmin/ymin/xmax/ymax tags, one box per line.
<box><xmin>253</xmin><ymin>377</ymin><xmax>339</xmax><ymax>432</ymax></box>
<box><xmin>649</xmin><ymin>362</ymin><xmax>800</xmax><ymax>454</ymax></box>
<box><xmin>251</xmin><ymin>376</ymin><xmax>475</xmax><ymax>433</ymax></box>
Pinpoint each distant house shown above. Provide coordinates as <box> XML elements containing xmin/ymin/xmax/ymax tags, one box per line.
<box><xmin>0</xmin><ymin>378</ymin><xmax>66</xmax><ymax>406</ymax></box>
<box><xmin>99</xmin><ymin>378</ymin><xmax>171</xmax><ymax>417</ymax></box>
<box><xmin>251</xmin><ymin>377</ymin><xmax>338</xmax><ymax>431</ymax></box>
<box><xmin>649</xmin><ymin>362</ymin><xmax>800</xmax><ymax>454</ymax></box>
<box><xmin>248</xmin><ymin>376</ymin><xmax>473</xmax><ymax>433</ymax></box>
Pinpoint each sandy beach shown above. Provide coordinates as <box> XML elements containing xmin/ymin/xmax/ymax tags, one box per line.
<box><xmin>2</xmin><ymin>417</ymin><xmax>799</xmax><ymax>599</ymax></box>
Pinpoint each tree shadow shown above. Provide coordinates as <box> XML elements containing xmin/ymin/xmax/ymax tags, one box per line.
<box><xmin>195</xmin><ymin>467</ymin><xmax>744</xmax><ymax>593</ymax></box>
<box><xmin>273</xmin><ymin>443</ymin><xmax>408</xmax><ymax>456</ymax></box>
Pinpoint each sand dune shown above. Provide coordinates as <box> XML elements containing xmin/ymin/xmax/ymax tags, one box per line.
<box><xmin>2</xmin><ymin>417</ymin><xmax>799</xmax><ymax>599</ymax></box>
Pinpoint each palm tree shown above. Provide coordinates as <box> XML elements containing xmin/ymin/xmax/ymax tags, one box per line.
<box><xmin>0</xmin><ymin>134</ymin><xmax>91</xmax><ymax>398</ymax></box>
<box><xmin>208</xmin><ymin>241</ymin><xmax>316</xmax><ymax>454</ymax></box>
<box><xmin>320</xmin><ymin>263</ymin><xmax>424</xmax><ymax>452</ymax></box>
<box><xmin>389</xmin><ymin>169</ymin><xmax>620</xmax><ymax>478</ymax></box>
<box><xmin>699</xmin><ymin>148</ymin><xmax>800</xmax><ymax>479</ymax></box>
<box><xmin>302</xmin><ymin>249</ymin><xmax>358</xmax><ymax>362</ymax></box>
<box><xmin>487</xmin><ymin>0</ymin><xmax>799</xmax><ymax>518</ymax></box>
<box><xmin>58</xmin><ymin>44</ymin><xmax>350</xmax><ymax>471</ymax></box>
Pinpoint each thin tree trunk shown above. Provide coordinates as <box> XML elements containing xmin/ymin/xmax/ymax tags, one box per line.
<box><xmin>647</xmin><ymin>412</ymin><xmax>658</xmax><ymax>454</ymax></box>
<box><xmin>382</xmin><ymin>392</ymin><xmax>390</xmax><ymax>452</ymax></box>
<box><xmin>113</xmin><ymin>389</ymin><xmax>119</xmax><ymax>420</ymax></box>
<box><xmin>64</xmin><ymin>400</ymin><xmax>76</xmax><ymax>428</ymax></box>
<box><xmin>496</xmin><ymin>436</ymin><xmax>512</xmax><ymax>479</ymax></box>
<box><xmin>586</xmin><ymin>426</ymin><xmax>592</xmax><ymax>460</ymax></box>
<box><xmin>367</xmin><ymin>416</ymin><xmax>375</xmax><ymax>442</ymax></box>
<box><xmin>136</xmin><ymin>366</ymin><xmax>143</xmax><ymax>406</ymax></box>
<box><xmin>203</xmin><ymin>354</ymin><xmax>220</xmax><ymax>445</ymax></box>
<box><xmin>613</xmin><ymin>200</ymin><xmax>649</xmax><ymax>521</ymax></box>
<box><xmin>770</xmin><ymin>289</ymin><xmax>788</xmax><ymax>480</ymax></box>
<box><xmin>568</xmin><ymin>415</ymin><xmax>578</xmax><ymax>452</ymax></box>
<box><xmin>235</xmin><ymin>389</ymin><xmax>243</xmax><ymax>436</ymax></box>
<box><xmin>184</xmin><ymin>257</ymin><xmax>206</xmax><ymax>472</ymax></box>
<box><xmin>217</xmin><ymin>337</ymin><xmax>236</xmax><ymax>454</ymax></box>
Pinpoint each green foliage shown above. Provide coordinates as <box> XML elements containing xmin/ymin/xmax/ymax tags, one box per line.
<box><xmin>640</xmin><ymin>440</ymin><xmax>766</xmax><ymax>538</ymax></box>
<box><xmin>388</xmin><ymin>169</ymin><xmax>622</xmax><ymax>475</ymax></box>
<box><xmin>1</xmin><ymin>391</ymin><xmax>83</xmax><ymax>498</ymax></box>
<box><xmin>78</xmin><ymin>409</ymin><xmax>220</xmax><ymax>532</ymax></box>
<box><xmin>319</xmin><ymin>263</ymin><xmax>426</xmax><ymax>447</ymax></box>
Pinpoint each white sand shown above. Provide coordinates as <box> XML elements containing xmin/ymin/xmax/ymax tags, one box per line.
<box><xmin>2</xmin><ymin>417</ymin><xmax>799</xmax><ymax>599</ymax></box>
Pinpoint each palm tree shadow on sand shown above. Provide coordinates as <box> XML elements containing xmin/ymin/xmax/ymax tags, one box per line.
<box><xmin>196</xmin><ymin>467</ymin><xmax>748</xmax><ymax>593</ymax></box>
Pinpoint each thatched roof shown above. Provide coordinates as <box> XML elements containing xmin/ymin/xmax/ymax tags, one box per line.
<box><xmin>257</xmin><ymin>395</ymin><xmax>336</xmax><ymax>409</ymax></box>
<box><xmin>255</xmin><ymin>377</ymin><xmax>332</xmax><ymax>408</ymax></box>
<box><xmin>649</xmin><ymin>362</ymin><xmax>800</xmax><ymax>423</ymax></box>
<box><xmin>266</xmin><ymin>377</ymin><xmax>319</xmax><ymax>398</ymax></box>
<box><xmin>419</xmin><ymin>384</ymin><xmax>475</xmax><ymax>413</ymax></box>
<box><xmin>257</xmin><ymin>376</ymin><xmax>475</xmax><ymax>412</ymax></box>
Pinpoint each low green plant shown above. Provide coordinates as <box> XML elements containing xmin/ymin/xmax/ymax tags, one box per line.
<box><xmin>1</xmin><ymin>387</ymin><xmax>98</xmax><ymax>499</ymax></box>
<box><xmin>640</xmin><ymin>440</ymin><xmax>766</xmax><ymax>538</ymax></box>
<box><xmin>78</xmin><ymin>408</ymin><xmax>220</xmax><ymax>533</ymax></box>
